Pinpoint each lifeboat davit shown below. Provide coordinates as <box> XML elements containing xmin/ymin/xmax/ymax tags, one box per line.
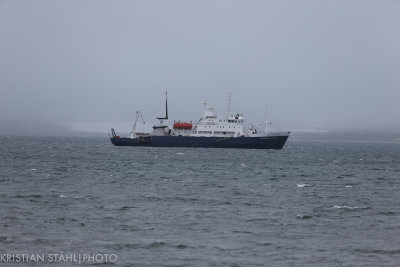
<box><xmin>173</xmin><ymin>122</ymin><xmax>192</xmax><ymax>130</ymax></box>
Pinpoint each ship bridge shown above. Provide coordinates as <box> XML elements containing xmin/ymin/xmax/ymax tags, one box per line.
<box><xmin>190</xmin><ymin>102</ymin><xmax>244</xmax><ymax>137</ymax></box>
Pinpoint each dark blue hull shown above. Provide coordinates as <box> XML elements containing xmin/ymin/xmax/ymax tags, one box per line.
<box><xmin>110</xmin><ymin>135</ymin><xmax>289</xmax><ymax>149</ymax></box>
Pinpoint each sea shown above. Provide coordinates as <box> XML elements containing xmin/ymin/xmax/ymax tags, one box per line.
<box><xmin>0</xmin><ymin>136</ymin><xmax>399</xmax><ymax>266</ymax></box>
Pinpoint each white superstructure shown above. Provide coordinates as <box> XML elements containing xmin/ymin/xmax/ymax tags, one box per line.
<box><xmin>188</xmin><ymin>102</ymin><xmax>244</xmax><ymax>137</ymax></box>
<box><xmin>130</xmin><ymin>94</ymin><xmax>283</xmax><ymax>139</ymax></box>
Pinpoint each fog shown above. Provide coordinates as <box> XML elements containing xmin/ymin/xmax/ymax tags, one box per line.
<box><xmin>1</xmin><ymin>0</ymin><xmax>399</xmax><ymax>135</ymax></box>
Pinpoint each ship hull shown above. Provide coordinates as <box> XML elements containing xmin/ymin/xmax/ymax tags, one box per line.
<box><xmin>110</xmin><ymin>134</ymin><xmax>289</xmax><ymax>149</ymax></box>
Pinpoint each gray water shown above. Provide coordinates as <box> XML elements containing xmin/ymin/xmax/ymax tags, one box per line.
<box><xmin>0</xmin><ymin>136</ymin><xmax>400</xmax><ymax>266</ymax></box>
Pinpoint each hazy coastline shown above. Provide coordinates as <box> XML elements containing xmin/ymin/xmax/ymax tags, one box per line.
<box><xmin>1</xmin><ymin>118</ymin><xmax>399</xmax><ymax>143</ymax></box>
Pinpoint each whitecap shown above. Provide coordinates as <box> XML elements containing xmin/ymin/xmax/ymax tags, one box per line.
<box><xmin>176</xmin><ymin>153</ymin><xmax>185</xmax><ymax>155</ymax></box>
<box><xmin>31</xmin><ymin>168</ymin><xmax>37</xmax><ymax>171</ymax></box>
<box><xmin>240</xmin><ymin>163</ymin><xmax>246</xmax><ymax>167</ymax></box>
<box><xmin>333</xmin><ymin>205</ymin><xmax>366</xmax><ymax>210</ymax></box>
<box><xmin>345</xmin><ymin>185</ymin><xmax>353</xmax><ymax>188</ymax></box>
<box><xmin>297</xmin><ymin>184</ymin><xmax>310</xmax><ymax>188</ymax></box>
<box><xmin>59</xmin><ymin>194</ymin><xmax>67</xmax><ymax>198</ymax></box>
<box><xmin>296</xmin><ymin>214</ymin><xmax>312</xmax><ymax>219</ymax></box>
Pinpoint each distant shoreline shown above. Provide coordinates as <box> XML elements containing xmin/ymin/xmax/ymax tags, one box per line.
<box><xmin>290</xmin><ymin>130</ymin><xmax>400</xmax><ymax>143</ymax></box>
<box><xmin>1</xmin><ymin>131</ymin><xmax>400</xmax><ymax>143</ymax></box>
<box><xmin>1</xmin><ymin>118</ymin><xmax>399</xmax><ymax>142</ymax></box>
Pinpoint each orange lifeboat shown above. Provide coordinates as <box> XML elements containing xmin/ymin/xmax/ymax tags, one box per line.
<box><xmin>173</xmin><ymin>122</ymin><xmax>192</xmax><ymax>130</ymax></box>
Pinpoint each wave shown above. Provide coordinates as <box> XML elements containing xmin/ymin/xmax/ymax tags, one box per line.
<box><xmin>354</xmin><ymin>248</ymin><xmax>400</xmax><ymax>255</ymax></box>
<box><xmin>296</xmin><ymin>214</ymin><xmax>313</xmax><ymax>219</ymax></box>
<box><xmin>333</xmin><ymin>205</ymin><xmax>369</xmax><ymax>210</ymax></box>
<box><xmin>297</xmin><ymin>184</ymin><xmax>311</xmax><ymax>187</ymax></box>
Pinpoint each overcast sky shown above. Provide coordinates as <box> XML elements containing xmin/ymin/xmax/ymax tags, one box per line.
<box><xmin>1</xmin><ymin>0</ymin><xmax>399</xmax><ymax>133</ymax></box>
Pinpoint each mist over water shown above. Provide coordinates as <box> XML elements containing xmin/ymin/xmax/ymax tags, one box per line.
<box><xmin>1</xmin><ymin>0</ymin><xmax>400</xmax><ymax>133</ymax></box>
<box><xmin>1</xmin><ymin>137</ymin><xmax>400</xmax><ymax>266</ymax></box>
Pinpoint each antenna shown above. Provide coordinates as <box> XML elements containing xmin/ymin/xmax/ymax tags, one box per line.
<box><xmin>227</xmin><ymin>93</ymin><xmax>231</xmax><ymax>117</ymax></box>
<box><xmin>265</xmin><ymin>105</ymin><xmax>271</xmax><ymax>133</ymax></box>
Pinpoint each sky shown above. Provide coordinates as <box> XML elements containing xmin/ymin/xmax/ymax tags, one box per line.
<box><xmin>1</xmin><ymin>0</ymin><xmax>399</xmax><ymax>134</ymax></box>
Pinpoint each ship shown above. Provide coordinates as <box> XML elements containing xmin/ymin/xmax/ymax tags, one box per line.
<box><xmin>110</xmin><ymin>92</ymin><xmax>290</xmax><ymax>149</ymax></box>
